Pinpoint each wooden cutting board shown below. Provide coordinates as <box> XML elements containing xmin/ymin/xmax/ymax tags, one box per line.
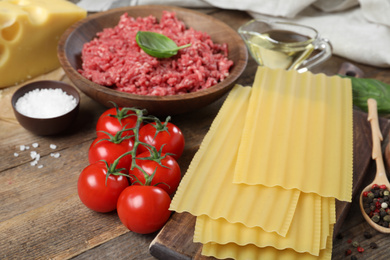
<box><xmin>149</xmin><ymin>109</ymin><xmax>390</xmax><ymax>260</ymax></box>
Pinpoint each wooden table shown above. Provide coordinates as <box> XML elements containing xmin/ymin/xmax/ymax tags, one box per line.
<box><xmin>1</xmin><ymin>7</ymin><xmax>390</xmax><ymax>260</ymax></box>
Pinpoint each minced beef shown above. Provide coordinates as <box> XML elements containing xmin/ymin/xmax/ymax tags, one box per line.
<box><xmin>79</xmin><ymin>11</ymin><xmax>234</xmax><ymax>96</ymax></box>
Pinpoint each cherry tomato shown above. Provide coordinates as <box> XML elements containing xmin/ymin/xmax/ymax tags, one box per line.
<box><xmin>117</xmin><ymin>185</ymin><xmax>171</xmax><ymax>234</ymax></box>
<box><xmin>77</xmin><ymin>161</ymin><xmax>129</xmax><ymax>213</ymax></box>
<box><xmin>130</xmin><ymin>151</ymin><xmax>181</xmax><ymax>195</ymax></box>
<box><xmin>138</xmin><ymin>120</ymin><xmax>185</xmax><ymax>160</ymax></box>
<box><xmin>96</xmin><ymin>106</ymin><xmax>139</xmax><ymax>137</ymax></box>
<box><xmin>88</xmin><ymin>133</ymin><xmax>134</xmax><ymax>171</ymax></box>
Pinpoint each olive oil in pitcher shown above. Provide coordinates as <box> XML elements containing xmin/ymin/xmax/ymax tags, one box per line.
<box><xmin>244</xmin><ymin>30</ymin><xmax>315</xmax><ymax>70</ymax></box>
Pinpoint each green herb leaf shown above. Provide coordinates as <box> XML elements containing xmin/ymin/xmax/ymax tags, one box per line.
<box><xmin>136</xmin><ymin>31</ymin><xmax>191</xmax><ymax>58</ymax></box>
<box><xmin>340</xmin><ymin>75</ymin><xmax>390</xmax><ymax>114</ymax></box>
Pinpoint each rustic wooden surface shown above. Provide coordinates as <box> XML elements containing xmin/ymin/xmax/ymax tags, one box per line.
<box><xmin>1</xmin><ymin>7</ymin><xmax>390</xmax><ymax>260</ymax></box>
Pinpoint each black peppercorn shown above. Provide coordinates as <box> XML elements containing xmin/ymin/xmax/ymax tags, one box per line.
<box><xmin>369</xmin><ymin>242</ymin><xmax>378</xmax><ymax>249</ymax></box>
<box><xmin>363</xmin><ymin>231</ymin><xmax>372</xmax><ymax>239</ymax></box>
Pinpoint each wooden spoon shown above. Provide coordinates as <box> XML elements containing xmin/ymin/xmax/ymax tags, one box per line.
<box><xmin>359</xmin><ymin>98</ymin><xmax>390</xmax><ymax>233</ymax></box>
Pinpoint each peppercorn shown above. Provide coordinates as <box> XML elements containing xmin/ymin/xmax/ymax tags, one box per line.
<box><xmin>352</xmin><ymin>241</ymin><xmax>360</xmax><ymax>247</ymax></box>
<box><xmin>384</xmin><ymin>215</ymin><xmax>390</xmax><ymax>222</ymax></box>
<box><xmin>363</xmin><ymin>231</ymin><xmax>372</xmax><ymax>239</ymax></box>
<box><xmin>357</xmin><ymin>246</ymin><xmax>364</xmax><ymax>253</ymax></box>
<box><xmin>345</xmin><ymin>249</ymin><xmax>352</xmax><ymax>256</ymax></box>
<box><xmin>369</xmin><ymin>242</ymin><xmax>378</xmax><ymax>249</ymax></box>
<box><xmin>372</xmin><ymin>215</ymin><xmax>380</xmax><ymax>222</ymax></box>
<box><xmin>362</xmin><ymin>184</ymin><xmax>390</xmax><ymax>227</ymax></box>
<box><xmin>351</xmin><ymin>255</ymin><xmax>358</xmax><ymax>260</ymax></box>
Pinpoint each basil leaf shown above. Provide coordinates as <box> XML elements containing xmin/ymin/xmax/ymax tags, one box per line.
<box><xmin>136</xmin><ymin>31</ymin><xmax>191</xmax><ymax>58</ymax></box>
<box><xmin>340</xmin><ymin>75</ymin><xmax>390</xmax><ymax>114</ymax></box>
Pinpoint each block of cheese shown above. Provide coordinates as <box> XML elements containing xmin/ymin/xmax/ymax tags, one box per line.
<box><xmin>0</xmin><ymin>0</ymin><xmax>86</xmax><ymax>88</ymax></box>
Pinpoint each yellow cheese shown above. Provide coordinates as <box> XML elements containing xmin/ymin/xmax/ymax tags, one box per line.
<box><xmin>170</xmin><ymin>84</ymin><xmax>300</xmax><ymax>236</ymax></box>
<box><xmin>0</xmin><ymin>0</ymin><xmax>86</xmax><ymax>88</ymax></box>
<box><xmin>233</xmin><ymin>67</ymin><xmax>353</xmax><ymax>202</ymax></box>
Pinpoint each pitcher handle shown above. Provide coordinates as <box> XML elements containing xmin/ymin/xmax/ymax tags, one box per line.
<box><xmin>298</xmin><ymin>38</ymin><xmax>332</xmax><ymax>73</ymax></box>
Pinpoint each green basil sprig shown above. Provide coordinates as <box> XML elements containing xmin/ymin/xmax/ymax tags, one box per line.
<box><xmin>341</xmin><ymin>75</ymin><xmax>390</xmax><ymax>114</ymax></box>
<box><xmin>136</xmin><ymin>31</ymin><xmax>191</xmax><ymax>58</ymax></box>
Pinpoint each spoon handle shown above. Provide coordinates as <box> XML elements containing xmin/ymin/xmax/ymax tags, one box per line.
<box><xmin>367</xmin><ymin>98</ymin><xmax>386</xmax><ymax>179</ymax></box>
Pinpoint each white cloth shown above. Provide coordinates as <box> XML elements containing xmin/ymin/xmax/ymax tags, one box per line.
<box><xmin>76</xmin><ymin>0</ymin><xmax>390</xmax><ymax>68</ymax></box>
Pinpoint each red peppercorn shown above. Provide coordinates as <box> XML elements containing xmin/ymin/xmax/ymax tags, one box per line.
<box><xmin>372</xmin><ymin>184</ymin><xmax>380</xmax><ymax>189</ymax></box>
<box><xmin>376</xmin><ymin>201</ymin><xmax>381</xmax><ymax>208</ymax></box>
<box><xmin>357</xmin><ymin>246</ymin><xmax>364</xmax><ymax>253</ymax></box>
<box><xmin>345</xmin><ymin>249</ymin><xmax>352</xmax><ymax>256</ymax></box>
<box><xmin>363</xmin><ymin>191</ymin><xmax>369</xmax><ymax>197</ymax></box>
<box><xmin>380</xmin><ymin>184</ymin><xmax>387</xmax><ymax>189</ymax></box>
<box><xmin>347</xmin><ymin>239</ymin><xmax>352</xmax><ymax>243</ymax></box>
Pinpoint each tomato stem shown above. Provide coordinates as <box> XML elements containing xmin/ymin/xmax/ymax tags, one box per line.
<box><xmin>102</xmin><ymin>105</ymin><xmax>173</xmax><ymax>187</ymax></box>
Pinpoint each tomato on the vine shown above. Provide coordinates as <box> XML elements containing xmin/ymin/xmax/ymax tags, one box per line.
<box><xmin>117</xmin><ymin>185</ymin><xmax>171</xmax><ymax>234</ymax></box>
<box><xmin>130</xmin><ymin>151</ymin><xmax>181</xmax><ymax>195</ymax></box>
<box><xmin>96</xmin><ymin>105</ymin><xmax>139</xmax><ymax>138</ymax></box>
<box><xmin>88</xmin><ymin>131</ymin><xmax>134</xmax><ymax>171</ymax></box>
<box><xmin>77</xmin><ymin>161</ymin><xmax>129</xmax><ymax>213</ymax></box>
<box><xmin>138</xmin><ymin>118</ymin><xmax>184</xmax><ymax>160</ymax></box>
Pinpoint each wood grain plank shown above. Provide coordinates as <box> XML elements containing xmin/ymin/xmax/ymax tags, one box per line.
<box><xmin>0</xmin><ymin>193</ymin><xmax>129</xmax><ymax>260</ymax></box>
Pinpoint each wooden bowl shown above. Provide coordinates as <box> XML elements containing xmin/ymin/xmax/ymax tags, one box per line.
<box><xmin>57</xmin><ymin>5</ymin><xmax>248</xmax><ymax>116</ymax></box>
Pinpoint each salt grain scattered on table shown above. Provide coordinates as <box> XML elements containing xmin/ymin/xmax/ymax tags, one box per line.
<box><xmin>50</xmin><ymin>152</ymin><xmax>60</xmax><ymax>158</ymax></box>
<box><xmin>15</xmin><ymin>88</ymin><xmax>77</xmax><ymax>118</ymax></box>
<box><xmin>13</xmin><ymin>142</ymin><xmax>59</xmax><ymax>169</ymax></box>
<box><xmin>30</xmin><ymin>151</ymin><xmax>37</xmax><ymax>159</ymax></box>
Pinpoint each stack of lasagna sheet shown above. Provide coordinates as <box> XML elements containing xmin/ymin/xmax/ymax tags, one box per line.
<box><xmin>170</xmin><ymin>67</ymin><xmax>353</xmax><ymax>259</ymax></box>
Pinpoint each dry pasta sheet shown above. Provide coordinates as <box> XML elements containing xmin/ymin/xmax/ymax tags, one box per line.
<box><xmin>233</xmin><ymin>67</ymin><xmax>353</xmax><ymax>202</ymax></box>
<box><xmin>201</xmin><ymin>225</ymin><xmax>333</xmax><ymax>260</ymax></box>
<box><xmin>194</xmin><ymin>195</ymin><xmax>335</xmax><ymax>256</ymax></box>
<box><xmin>170</xmin><ymin>84</ymin><xmax>300</xmax><ymax>236</ymax></box>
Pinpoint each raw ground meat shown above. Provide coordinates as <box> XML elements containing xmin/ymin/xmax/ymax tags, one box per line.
<box><xmin>79</xmin><ymin>11</ymin><xmax>234</xmax><ymax>96</ymax></box>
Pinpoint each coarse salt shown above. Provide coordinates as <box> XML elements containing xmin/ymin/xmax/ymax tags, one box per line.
<box><xmin>15</xmin><ymin>88</ymin><xmax>77</xmax><ymax>119</ymax></box>
<box><xmin>52</xmin><ymin>152</ymin><xmax>60</xmax><ymax>158</ymax></box>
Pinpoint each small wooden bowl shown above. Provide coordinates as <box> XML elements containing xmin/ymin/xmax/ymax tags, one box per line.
<box><xmin>11</xmin><ymin>81</ymin><xmax>80</xmax><ymax>136</ymax></box>
<box><xmin>57</xmin><ymin>5</ymin><xmax>247</xmax><ymax>116</ymax></box>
